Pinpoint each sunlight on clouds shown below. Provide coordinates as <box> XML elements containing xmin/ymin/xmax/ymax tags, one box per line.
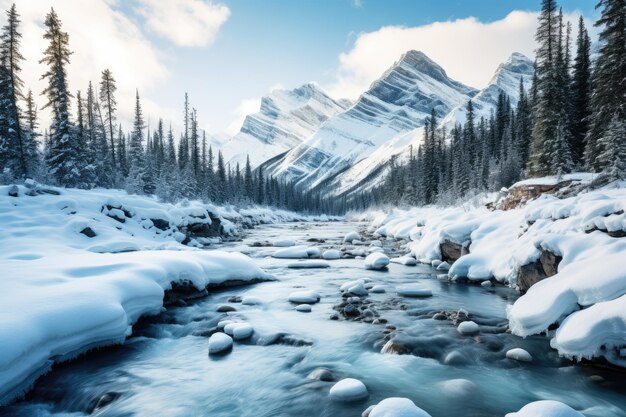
<box><xmin>136</xmin><ymin>0</ymin><xmax>230</xmax><ymax>47</ymax></box>
<box><xmin>327</xmin><ymin>10</ymin><xmax>595</xmax><ymax>100</ymax></box>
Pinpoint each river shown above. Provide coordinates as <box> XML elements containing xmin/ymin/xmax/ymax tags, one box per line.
<box><xmin>2</xmin><ymin>221</ymin><xmax>625</xmax><ymax>417</ymax></box>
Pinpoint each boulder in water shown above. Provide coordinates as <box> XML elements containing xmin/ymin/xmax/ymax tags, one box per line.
<box><xmin>364</xmin><ymin>397</ymin><xmax>432</xmax><ymax>417</ymax></box>
<box><xmin>364</xmin><ymin>253</ymin><xmax>390</xmax><ymax>270</ymax></box>
<box><xmin>208</xmin><ymin>332</ymin><xmax>233</xmax><ymax>354</ymax></box>
<box><xmin>329</xmin><ymin>378</ymin><xmax>368</xmax><ymax>402</ymax></box>
<box><xmin>506</xmin><ymin>348</ymin><xmax>533</xmax><ymax>362</ymax></box>
<box><xmin>457</xmin><ymin>321</ymin><xmax>480</xmax><ymax>335</ymax></box>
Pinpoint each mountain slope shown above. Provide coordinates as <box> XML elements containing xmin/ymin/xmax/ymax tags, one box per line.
<box><xmin>326</xmin><ymin>52</ymin><xmax>534</xmax><ymax>196</ymax></box>
<box><xmin>221</xmin><ymin>83</ymin><xmax>349</xmax><ymax>168</ymax></box>
<box><xmin>269</xmin><ymin>50</ymin><xmax>478</xmax><ymax>190</ymax></box>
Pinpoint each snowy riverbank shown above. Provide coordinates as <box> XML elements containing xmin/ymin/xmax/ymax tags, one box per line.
<box><xmin>0</xmin><ymin>183</ymin><xmax>335</xmax><ymax>404</ymax></box>
<box><xmin>358</xmin><ymin>176</ymin><xmax>626</xmax><ymax>366</ymax></box>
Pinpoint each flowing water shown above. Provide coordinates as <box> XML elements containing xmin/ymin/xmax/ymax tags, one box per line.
<box><xmin>2</xmin><ymin>222</ymin><xmax>625</xmax><ymax>417</ymax></box>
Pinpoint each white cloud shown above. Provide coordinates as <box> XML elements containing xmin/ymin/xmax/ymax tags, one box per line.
<box><xmin>136</xmin><ymin>0</ymin><xmax>230</xmax><ymax>47</ymax></box>
<box><xmin>327</xmin><ymin>10</ymin><xmax>596</xmax><ymax>100</ymax></box>
<box><xmin>226</xmin><ymin>97</ymin><xmax>261</xmax><ymax>136</ymax></box>
<box><xmin>7</xmin><ymin>0</ymin><xmax>174</xmax><ymax>132</ymax></box>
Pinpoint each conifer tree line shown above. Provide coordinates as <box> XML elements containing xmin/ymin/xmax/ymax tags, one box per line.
<box><xmin>0</xmin><ymin>6</ymin><xmax>338</xmax><ymax>213</ymax></box>
<box><xmin>378</xmin><ymin>0</ymin><xmax>626</xmax><ymax>207</ymax></box>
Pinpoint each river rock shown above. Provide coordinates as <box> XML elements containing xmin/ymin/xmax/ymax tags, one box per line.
<box><xmin>287</xmin><ymin>260</ymin><xmax>330</xmax><ymax>269</ymax></box>
<box><xmin>288</xmin><ymin>290</ymin><xmax>320</xmax><ymax>304</ymax></box>
<box><xmin>347</xmin><ymin>283</ymin><xmax>369</xmax><ymax>296</ymax></box>
<box><xmin>322</xmin><ymin>249</ymin><xmax>342</xmax><ymax>260</ymax></box>
<box><xmin>208</xmin><ymin>332</ymin><xmax>233</xmax><ymax>354</ymax></box>
<box><xmin>216</xmin><ymin>304</ymin><xmax>236</xmax><ymax>313</ymax></box>
<box><xmin>364</xmin><ymin>253</ymin><xmax>390</xmax><ymax>270</ymax></box>
<box><xmin>443</xmin><ymin>350</ymin><xmax>470</xmax><ymax>366</ymax></box>
<box><xmin>480</xmin><ymin>280</ymin><xmax>493</xmax><ymax>288</ymax></box>
<box><xmin>396</xmin><ymin>284</ymin><xmax>432</xmax><ymax>297</ymax></box>
<box><xmin>439</xmin><ymin>240</ymin><xmax>469</xmax><ymax>263</ymax></box>
<box><xmin>390</xmin><ymin>256</ymin><xmax>417</xmax><ymax>266</ymax></box>
<box><xmin>436</xmin><ymin>261</ymin><xmax>450</xmax><ymax>271</ymax></box>
<box><xmin>241</xmin><ymin>296</ymin><xmax>262</xmax><ymax>305</ymax></box>
<box><xmin>295</xmin><ymin>304</ymin><xmax>312</xmax><ymax>312</ymax></box>
<box><xmin>506</xmin><ymin>348</ymin><xmax>533</xmax><ymax>362</ymax></box>
<box><xmin>329</xmin><ymin>378</ymin><xmax>368</xmax><ymax>402</ymax></box>
<box><xmin>232</xmin><ymin>323</ymin><xmax>254</xmax><ymax>340</ymax></box>
<box><xmin>457</xmin><ymin>321</ymin><xmax>480</xmax><ymax>335</ymax></box>
<box><xmin>365</xmin><ymin>397</ymin><xmax>432</xmax><ymax>417</ymax></box>
<box><xmin>344</xmin><ymin>231</ymin><xmax>362</xmax><ymax>243</ymax></box>
<box><xmin>308</xmin><ymin>367</ymin><xmax>336</xmax><ymax>382</ymax></box>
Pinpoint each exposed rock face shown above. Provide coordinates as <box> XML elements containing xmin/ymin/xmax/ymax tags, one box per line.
<box><xmin>439</xmin><ymin>239</ymin><xmax>470</xmax><ymax>263</ymax></box>
<box><xmin>517</xmin><ymin>250</ymin><xmax>562</xmax><ymax>293</ymax></box>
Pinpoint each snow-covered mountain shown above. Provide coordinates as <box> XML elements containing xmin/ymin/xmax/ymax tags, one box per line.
<box><xmin>221</xmin><ymin>83</ymin><xmax>350</xmax><ymax>168</ymax></box>
<box><xmin>325</xmin><ymin>52</ymin><xmax>535</xmax><ymax>196</ymax></box>
<box><xmin>441</xmin><ymin>52</ymin><xmax>534</xmax><ymax>129</ymax></box>
<box><xmin>267</xmin><ymin>50</ymin><xmax>478</xmax><ymax>190</ymax></box>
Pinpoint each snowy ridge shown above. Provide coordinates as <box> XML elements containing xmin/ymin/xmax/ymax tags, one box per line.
<box><xmin>221</xmin><ymin>83</ymin><xmax>350</xmax><ymax>168</ymax></box>
<box><xmin>269</xmin><ymin>50</ymin><xmax>477</xmax><ymax>190</ymax></box>
<box><xmin>359</xmin><ymin>176</ymin><xmax>626</xmax><ymax>365</ymax></box>
<box><xmin>441</xmin><ymin>52</ymin><xmax>534</xmax><ymax>129</ymax></box>
<box><xmin>0</xmin><ymin>184</ymin><xmax>281</xmax><ymax>405</ymax></box>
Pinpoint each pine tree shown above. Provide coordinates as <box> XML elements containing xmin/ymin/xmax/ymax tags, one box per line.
<box><xmin>585</xmin><ymin>0</ymin><xmax>626</xmax><ymax>171</ymax></box>
<box><xmin>597</xmin><ymin>114</ymin><xmax>626</xmax><ymax>181</ymax></box>
<box><xmin>515</xmin><ymin>78</ymin><xmax>533</xmax><ymax>169</ymax></box>
<box><xmin>127</xmin><ymin>89</ymin><xmax>145</xmax><ymax>194</ymax></box>
<box><xmin>216</xmin><ymin>150</ymin><xmax>226</xmax><ymax>202</ymax></box>
<box><xmin>244</xmin><ymin>154</ymin><xmax>253</xmax><ymax>200</ymax></box>
<box><xmin>99</xmin><ymin>68</ymin><xmax>117</xmax><ymax>168</ymax></box>
<box><xmin>40</xmin><ymin>8</ymin><xmax>79</xmax><ymax>187</ymax></box>
<box><xmin>22</xmin><ymin>89</ymin><xmax>41</xmax><ymax>177</ymax></box>
<box><xmin>0</xmin><ymin>4</ymin><xmax>26</xmax><ymax>178</ymax></box>
<box><xmin>528</xmin><ymin>0</ymin><xmax>560</xmax><ymax>176</ymax></box>
<box><xmin>570</xmin><ymin>16</ymin><xmax>591</xmax><ymax>163</ymax></box>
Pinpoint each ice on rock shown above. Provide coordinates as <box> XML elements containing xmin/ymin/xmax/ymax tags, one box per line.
<box><xmin>295</xmin><ymin>304</ymin><xmax>312</xmax><ymax>313</ymax></box>
<box><xmin>344</xmin><ymin>231</ymin><xmax>362</xmax><ymax>243</ymax></box>
<box><xmin>366</xmin><ymin>397</ymin><xmax>432</xmax><ymax>417</ymax></box>
<box><xmin>364</xmin><ymin>253</ymin><xmax>390</xmax><ymax>270</ymax></box>
<box><xmin>273</xmin><ymin>239</ymin><xmax>296</xmax><ymax>247</ymax></box>
<box><xmin>329</xmin><ymin>378</ymin><xmax>368</xmax><ymax>402</ymax></box>
<box><xmin>457</xmin><ymin>321</ymin><xmax>480</xmax><ymax>335</ymax></box>
<box><xmin>506</xmin><ymin>348</ymin><xmax>533</xmax><ymax>362</ymax></box>
<box><xmin>287</xmin><ymin>260</ymin><xmax>330</xmax><ymax>269</ymax></box>
<box><xmin>208</xmin><ymin>333</ymin><xmax>233</xmax><ymax>354</ymax></box>
<box><xmin>322</xmin><ymin>249</ymin><xmax>342</xmax><ymax>260</ymax></box>
<box><xmin>396</xmin><ymin>284</ymin><xmax>432</xmax><ymax>298</ymax></box>
<box><xmin>505</xmin><ymin>400</ymin><xmax>584</xmax><ymax>417</ymax></box>
<box><xmin>288</xmin><ymin>290</ymin><xmax>320</xmax><ymax>304</ymax></box>
<box><xmin>340</xmin><ymin>279</ymin><xmax>366</xmax><ymax>292</ymax></box>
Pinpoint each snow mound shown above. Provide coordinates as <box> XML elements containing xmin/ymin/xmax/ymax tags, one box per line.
<box><xmin>0</xmin><ymin>185</ymin><xmax>271</xmax><ymax>405</ymax></box>
<box><xmin>506</xmin><ymin>348</ymin><xmax>533</xmax><ymax>362</ymax></box>
<box><xmin>366</xmin><ymin>397</ymin><xmax>432</xmax><ymax>417</ymax></box>
<box><xmin>288</xmin><ymin>290</ymin><xmax>320</xmax><ymax>304</ymax></box>
<box><xmin>322</xmin><ymin>249</ymin><xmax>342</xmax><ymax>260</ymax></box>
<box><xmin>209</xmin><ymin>333</ymin><xmax>234</xmax><ymax>354</ymax></box>
<box><xmin>505</xmin><ymin>400</ymin><xmax>584</xmax><ymax>417</ymax></box>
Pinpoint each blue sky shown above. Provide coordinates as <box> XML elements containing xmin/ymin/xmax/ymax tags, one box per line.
<box><xmin>10</xmin><ymin>0</ymin><xmax>598</xmax><ymax>137</ymax></box>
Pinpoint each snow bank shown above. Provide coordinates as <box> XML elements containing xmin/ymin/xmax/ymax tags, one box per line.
<box><xmin>0</xmin><ymin>184</ymin><xmax>271</xmax><ymax>405</ymax></box>
<box><xmin>505</xmin><ymin>400</ymin><xmax>584</xmax><ymax>417</ymax></box>
<box><xmin>362</xmin><ymin>179</ymin><xmax>626</xmax><ymax>365</ymax></box>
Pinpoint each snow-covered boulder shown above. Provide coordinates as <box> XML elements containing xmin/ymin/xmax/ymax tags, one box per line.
<box><xmin>329</xmin><ymin>378</ymin><xmax>368</xmax><ymax>401</ymax></box>
<box><xmin>288</xmin><ymin>290</ymin><xmax>320</xmax><ymax>304</ymax></box>
<box><xmin>457</xmin><ymin>321</ymin><xmax>480</xmax><ymax>335</ymax></box>
<box><xmin>344</xmin><ymin>231</ymin><xmax>362</xmax><ymax>243</ymax></box>
<box><xmin>505</xmin><ymin>400</ymin><xmax>584</xmax><ymax>417</ymax></box>
<box><xmin>272</xmin><ymin>246</ymin><xmax>312</xmax><ymax>259</ymax></box>
<box><xmin>396</xmin><ymin>284</ymin><xmax>432</xmax><ymax>297</ymax></box>
<box><xmin>506</xmin><ymin>348</ymin><xmax>533</xmax><ymax>362</ymax></box>
<box><xmin>241</xmin><ymin>296</ymin><xmax>262</xmax><ymax>305</ymax></box>
<box><xmin>347</xmin><ymin>283</ymin><xmax>369</xmax><ymax>296</ymax></box>
<box><xmin>364</xmin><ymin>253</ymin><xmax>390</xmax><ymax>270</ymax></box>
<box><xmin>390</xmin><ymin>256</ymin><xmax>417</xmax><ymax>266</ymax></box>
<box><xmin>322</xmin><ymin>249</ymin><xmax>341</xmax><ymax>260</ymax></box>
<box><xmin>365</xmin><ymin>397</ymin><xmax>432</xmax><ymax>417</ymax></box>
<box><xmin>208</xmin><ymin>333</ymin><xmax>233</xmax><ymax>354</ymax></box>
<box><xmin>370</xmin><ymin>285</ymin><xmax>386</xmax><ymax>293</ymax></box>
<box><xmin>232</xmin><ymin>323</ymin><xmax>254</xmax><ymax>340</ymax></box>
